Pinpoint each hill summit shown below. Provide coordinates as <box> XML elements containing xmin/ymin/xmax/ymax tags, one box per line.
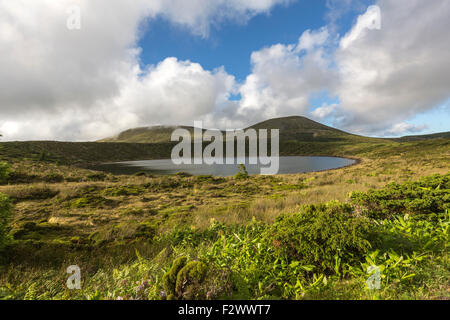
<box><xmin>100</xmin><ymin>116</ymin><xmax>365</xmax><ymax>144</ymax></box>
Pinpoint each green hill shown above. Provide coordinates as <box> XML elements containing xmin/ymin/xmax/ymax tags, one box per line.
<box><xmin>392</xmin><ymin>131</ymin><xmax>450</xmax><ymax>142</ymax></box>
<box><xmin>100</xmin><ymin>116</ymin><xmax>373</xmax><ymax>144</ymax></box>
<box><xmin>248</xmin><ymin>116</ymin><xmax>372</xmax><ymax>142</ymax></box>
<box><xmin>99</xmin><ymin>126</ymin><xmax>193</xmax><ymax>144</ymax></box>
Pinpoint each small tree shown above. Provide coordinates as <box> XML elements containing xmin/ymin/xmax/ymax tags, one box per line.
<box><xmin>234</xmin><ymin>164</ymin><xmax>249</xmax><ymax>180</ymax></box>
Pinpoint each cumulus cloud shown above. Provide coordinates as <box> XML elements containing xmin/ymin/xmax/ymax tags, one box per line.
<box><xmin>333</xmin><ymin>0</ymin><xmax>450</xmax><ymax>135</ymax></box>
<box><xmin>236</xmin><ymin>27</ymin><xmax>335</xmax><ymax>124</ymax></box>
<box><xmin>339</xmin><ymin>5</ymin><xmax>381</xmax><ymax>49</ymax></box>
<box><xmin>148</xmin><ymin>0</ymin><xmax>291</xmax><ymax>37</ymax></box>
<box><xmin>1</xmin><ymin>57</ymin><xmax>237</xmax><ymax>141</ymax></box>
<box><xmin>0</xmin><ymin>0</ymin><xmax>285</xmax><ymax>140</ymax></box>
<box><xmin>110</xmin><ymin>58</ymin><xmax>236</xmax><ymax>130</ymax></box>
<box><xmin>297</xmin><ymin>27</ymin><xmax>330</xmax><ymax>52</ymax></box>
<box><xmin>385</xmin><ymin>122</ymin><xmax>428</xmax><ymax>137</ymax></box>
<box><xmin>325</xmin><ymin>0</ymin><xmax>370</xmax><ymax>33</ymax></box>
<box><xmin>234</xmin><ymin>0</ymin><xmax>450</xmax><ymax>135</ymax></box>
<box><xmin>310</xmin><ymin>103</ymin><xmax>338</xmax><ymax>121</ymax></box>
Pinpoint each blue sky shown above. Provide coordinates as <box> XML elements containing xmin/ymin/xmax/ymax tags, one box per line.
<box><xmin>135</xmin><ymin>0</ymin><xmax>448</xmax><ymax>137</ymax></box>
<box><xmin>0</xmin><ymin>0</ymin><xmax>448</xmax><ymax>140</ymax></box>
<box><xmin>139</xmin><ymin>0</ymin><xmax>329</xmax><ymax>81</ymax></box>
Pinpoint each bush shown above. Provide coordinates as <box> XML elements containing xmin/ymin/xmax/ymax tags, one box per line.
<box><xmin>102</xmin><ymin>185</ymin><xmax>144</xmax><ymax>197</ymax></box>
<box><xmin>175</xmin><ymin>172</ymin><xmax>192</xmax><ymax>178</ymax></box>
<box><xmin>0</xmin><ymin>162</ymin><xmax>10</xmax><ymax>184</ymax></box>
<box><xmin>203</xmin><ymin>204</ymin><xmax>372</xmax><ymax>298</ymax></box>
<box><xmin>134</xmin><ymin>222</ymin><xmax>157</xmax><ymax>238</ymax></box>
<box><xmin>11</xmin><ymin>221</ymin><xmax>64</xmax><ymax>240</ymax></box>
<box><xmin>234</xmin><ymin>164</ymin><xmax>249</xmax><ymax>180</ymax></box>
<box><xmin>164</xmin><ymin>223</ymin><xmax>225</xmax><ymax>247</ymax></box>
<box><xmin>68</xmin><ymin>195</ymin><xmax>114</xmax><ymax>209</ymax></box>
<box><xmin>351</xmin><ymin>173</ymin><xmax>450</xmax><ymax>219</ymax></box>
<box><xmin>266</xmin><ymin>201</ymin><xmax>371</xmax><ymax>273</ymax></box>
<box><xmin>5</xmin><ymin>171</ymin><xmax>39</xmax><ymax>184</ymax></box>
<box><xmin>43</xmin><ymin>173</ymin><xmax>64</xmax><ymax>183</ymax></box>
<box><xmin>86</xmin><ymin>173</ymin><xmax>107</xmax><ymax>181</ymax></box>
<box><xmin>0</xmin><ymin>193</ymin><xmax>12</xmax><ymax>250</ymax></box>
<box><xmin>133</xmin><ymin>171</ymin><xmax>148</xmax><ymax>177</ymax></box>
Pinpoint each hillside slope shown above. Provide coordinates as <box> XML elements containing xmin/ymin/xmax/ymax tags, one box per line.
<box><xmin>99</xmin><ymin>126</ymin><xmax>193</xmax><ymax>144</ymax></box>
<box><xmin>100</xmin><ymin>116</ymin><xmax>374</xmax><ymax>144</ymax></box>
<box><xmin>392</xmin><ymin>131</ymin><xmax>450</xmax><ymax>142</ymax></box>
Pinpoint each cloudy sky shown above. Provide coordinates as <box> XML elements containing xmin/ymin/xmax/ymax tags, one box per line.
<box><xmin>0</xmin><ymin>0</ymin><xmax>449</xmax><ymax>141</ymax></box>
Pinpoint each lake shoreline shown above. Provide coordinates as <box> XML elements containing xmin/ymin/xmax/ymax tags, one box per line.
<box><xmin>88</xmin><ymin>155</ymin><xmax>361</xmax><ymax>177</ymax></box>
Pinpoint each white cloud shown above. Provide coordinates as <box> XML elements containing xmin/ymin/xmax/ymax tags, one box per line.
<box><xmin>149</xmin><ymin>0</ymin><xmax>291</xmax><ymax>37</ymax></box>
<box><xmin>325</xmin><ymin>0</ymin><xmax>369</xmax><ymax>33</ymax></box>
<box><xmin>297</xmin><ymin>27</ymin><xmax>330</xmax><ymax>52</ymax></box>
<box><xmin>237</xmin><ymin>27</ymin><xmax>335</xmax><ymax>125</ymax></box>
<box><xmin>310</xmin><ymin>103</ymin><xmax>338</xmax><ymax>121</ymax></box>
<box><xmin>0</xmin><ymin>0</ymin><xmax>285</xmax><ymax>140</ymax></box>
<box><xmin>333</xmin><ymin>0</ymin><xmax>450</xmax><ymax>135</ymax></box>
<box><xmin>385</xmin><ymin>122</ymin><xmax>428</xmax><ymax>137</ymax></box>
<box><xmin>0</xmin><ymin>57</ymin><xmax>236</xmax><ymax>141</ymax></box>
<box><xmin>339</xmin><ymin>5</ymin><xmax>381</xmax><ymax>49</ymax></box>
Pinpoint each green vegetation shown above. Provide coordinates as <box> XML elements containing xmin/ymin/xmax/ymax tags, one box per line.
<box><xmin>393</xmin><ymin>131</ymin><xmax>450</xmax><ymax>142</ymax></box>
<box><xmin>266</xmin><ymin>202</ymin><xmax>371</xmax><ymax>273</ymax></box>
<box><xmin>0</xmin><ymin>193</ymin><xmax>12</xmax><ymax>251</ymax></box>
<box><xmin>234</xmin><ymin>164</ymin><xmax>249</xmax><ymax>180</ymax></box>
<box><xmin>0</xmin><ymin>155</ymin><xmax>12</xmax><ymax>251</ymax></box>
<box><xmin>350</xmin><ymin>174</ymin><xmax>449</xmax><ymax>220</ymax></box>
<box><xmin>2</xmin><ymin>174</ymin><xmax>447</xmax><ymax>300</ymax></box>
<box><xmin>0</xmin><ymin>162</ymin><xmax>9</xmax><ymax>184</ymax></box>
<box><xmin>0</xmin><ymin>117</ymin><xmax>448</xmax><ymax>300</ymax></box>
<box><xmin>162</xmin><ymin>256</ymin><xmax>188</xmax><ymax>299</ymax></box>
<box><xmin>161</xmin><ymin>257</ymin><xmax>209</xmax><ymax>300</ymax></box>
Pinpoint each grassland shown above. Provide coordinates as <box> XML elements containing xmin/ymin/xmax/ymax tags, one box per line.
<box><xmin>0</xmin><ymin>135</ymin><xmax>448</xmax><ymax>300</ymax></box>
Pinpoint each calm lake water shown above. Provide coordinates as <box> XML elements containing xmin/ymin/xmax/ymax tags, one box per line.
<box><xmin>92</xmin><ymin>156</ymin><xmax>356</xmax><ymax>176</ymax></box>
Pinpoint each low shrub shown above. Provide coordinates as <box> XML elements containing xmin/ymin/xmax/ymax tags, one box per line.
<box><xmin>43</xmin><ymin>173</ymin><xmax>64</xmax><ymax>183</ymax></box>
<box><xmin>0</xmin><ymin>193</ymin><xmax>12</xmax><ymax>250</ymax></box>
<box><xmin>121</xmin><ymin>207</ymin><xmax>144</xmax><ymax>216</ymax></box>
<box><xmin>68</xmin><ymin>195</ymin><xmax>113</xmax><ymax>209</ymax></box>
<box><xmin>11</xmin><ymin>221</ymin><xmax>64</xmax><ymax>240</ymax></box>
<box><xmin>0</xmin><ymin>162</ymin><xmax>10</xmax><ymax>184</ymax></box>
<box><xmin>6</xmin><ymin>171</ymin><xmax>40</xmax><ymax>184</ymax></box>
<box><xmin>234</xmin><ymin>164</ymin><xmax>249</xmax><ymax>180</ymax></box>
<box><xmin>195</xmin><ymin>175</ymin><xmax>215</xmax><ymax>182</ymax></box>
<box><xmin>102</xmin><ymin>185</ymin><xmax>144</xmax><ymax>197</ymax></box>
<box><xmin>351</xmin><ymin>173</ymin><xmax>450</xmax><ymax>219</ymax></box>
<box><xmin>134</xmin><ymin>222</ymin><xmax>157</xmax><ymax>238</ymax></box>
<box><xmin>133</xmin><ymin>171</ymin><xmax>148</xmax><ymax>177</ymax></box>
<box><xmin>164</xmin><ymin>223</ymin><xmax>225</xmax><ymax>247</ymax></box>
<box><xmin>265</xmin><ymin>201</ymin><xmax>372</xmax><ymax>274</ymax></box>
<box><xmin>86</xmin><ymin>173</ymin><xmax>107</xmax><ymax>181</ymax></box>
<box><xmin>175</xmin><ymin>172</ymin><xmax>192</xmax><ymax>178</ymax></box>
